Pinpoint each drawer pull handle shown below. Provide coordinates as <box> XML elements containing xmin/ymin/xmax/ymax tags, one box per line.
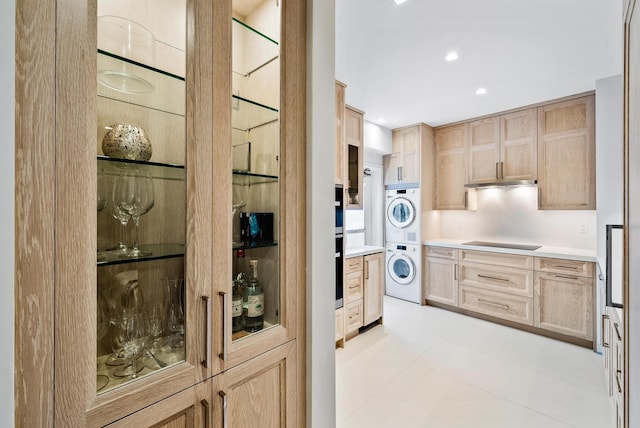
<box><xmin>478</xmin><ymin>298</ymin><xmax>510</xmax><ymax>310</ymax></box>
<box><xmin>614</xmin><ymin>322</ymin><xmax>622</xmax><ymax>341</ymax></box>
<box><xmin>555</xmin><ymin>265</ymin><xmax>579</xmax><ymax>271</ymax></box>
<box><xmin>477</xmin><ymin>274</ymin><xmax>510</xmax><ymax>283</ymax></box>
<box><xmin>349</xmin><ymin>314</ymin><xmax>359</xmax><ymax>319</ymax></box>
<box><xmin>349</xmin><ymin>285</ymin><xmax>359</xmax><ymax>289</ymax></box>
<box><xmin>553</xmin><ymin>274</ymin><xmax>579</xmax><ymax>280</ymax></box>
<box><xmin>602</xmin><ymin>314</ymin><xmax>610</xmax><ymax>348</ymax></box>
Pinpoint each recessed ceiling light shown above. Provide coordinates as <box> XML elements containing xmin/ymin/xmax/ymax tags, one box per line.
<box><xmin>394</xmin><ymin>0</ymin><xmax>407</xmax><ymax>5</ymax></box>
<box><xmin>476</xmin><ymin>88</ymin><xmax>487</xmax><ymax>95</ymax></box>
<box><xmin>377</xmin><ymin>118</ymin><xmax>385</xmax><ymax>124</ymax></box>
<box><xmin>445</xmin><ymin>52</ymin><xmax>459</xmax><ymax>62</ymax></box>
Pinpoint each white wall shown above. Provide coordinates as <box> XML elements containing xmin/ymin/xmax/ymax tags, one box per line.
<box><xmin>306</xmin><ymin>0</ymin><xmax>336</xmax><ymax>426</ymax></box>
<box><xmin>363</xmin><ymin>120</ymin><xmax>392</xmax><ymax>156</ymax></box>
<box><xmin>1</xmin><ymin>0</ymin><xmax>15</xmax><ymax>426</ymax></box>
<box><xmin>438</xmin><ymin>187</ymin><xmax>597</xmax><ymax>249</ymax></box>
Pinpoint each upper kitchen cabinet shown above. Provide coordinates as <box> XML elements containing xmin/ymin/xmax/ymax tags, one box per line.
<box><xmin>385</xmin><ymin>124</ymin><xmax>423</xmax><ymax>186</ymax></box>
<box><xmin>16</xmin><ymin>0</ymin><xmax>306</xmax><ymax>425</ymax></box>
<box><xmin>335</xmin><ymin>81</ymin><xmax>347</xmax><ymax>185</ymax></box>
<box><xmin>468</xmin><ymin>108</ymin><xmax>537</xmax><ymax>185</ymax></box>
<box><xmin>345</xmin><ymin>105</ymin><xmax>364</xmax><ymax>209</ymax></box>
<box><xmin>538</xmin><ymin>95</ymin><xmax>595</xmax><ymax>210</ymax></box>
<box><xmin>434</xmin><ymin>123</ymin><xmax>472</xmax><ymax>210</ymax></box>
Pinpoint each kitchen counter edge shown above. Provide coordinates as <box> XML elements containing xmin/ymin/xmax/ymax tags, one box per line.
<box><xmin>344</xmin><ymin>245</ymin><xmax>385</xmax><ymax>259</ymax></box>
<box><xmin>423</xmin><ymin>239</ymin><xmax>597</xmax><ymax>263</ymax></box>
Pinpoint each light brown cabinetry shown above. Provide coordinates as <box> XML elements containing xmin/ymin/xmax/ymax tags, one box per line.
<box><xmin>385</xmin><ymin>125</ymin><xmax>422</xmax><ymax>185</ymax></box>
<box><xmin>363</xmin><ymin>252</ymin><xmax>385</xmax><ymax>325</ymax></box>
<box><xmin>335</xmin><ymin>81</ymin><xmax>347</xmax><ymax>185</ymax></box>
<box><xmin>424</xmin><ymin>246</ymin><xmax>459</xmax><ymax>306</ymax></box>
<box><xmin>468</xmin><ymin>108</ymin><xmax>537</xmax><ymax>184</ymax></box>
<box><xmin>603</xmin><ymin>308</ymin><xmax>624</xmax><ymax>428</ymax></box>
<box><xmin>534</xmin><ymin>257</ymin><xmax>594</xmax><ymax>341</ymax></box>
<box><xmin>434</xmin><ymin>123</ymin><xmax>470</xmax><ymax>210</ymax></box>
<box><xmin>343</xmin><ymin>252</ymin><xmax>384</xmax><ymax>342</ymax></box>
<box><xmin>345</xmin><ymin>105</ymin><xmax>364</xmax><ymax>209</ymax></box>
<box><xmin>335</xmin><ymin>307</ymin><xmax>345</xmax><ymax>348</ymax></box>
<box><xmin>537</xmin><ymin>95</ymin><xmax>595</xmax><ymax>209</ymax></box>
<box><xmin>15</xmin><ymin>0</ymin><xmax>306</xmax><ymax>425</ymax></box>
<box><xmin>458</xmin><ymin>250</ymin><xmax>534</xmax><ymax>325</ymax></box>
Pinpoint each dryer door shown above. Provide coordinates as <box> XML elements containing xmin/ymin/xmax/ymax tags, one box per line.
<box><xmin>386</xmin><ymin>197</ymin><xmax>416</xmax><ymax>229</ymax></box>
<box><xmin>387</xmin><ymin>252</ymin><xmax>416</xmax><ymax>285</ymax></box>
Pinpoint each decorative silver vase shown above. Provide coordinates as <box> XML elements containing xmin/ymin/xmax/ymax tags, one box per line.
<box><xmin>102</xmin><ymin>124</ymin><xmax>152</xmax><ymax>161</ymax></box>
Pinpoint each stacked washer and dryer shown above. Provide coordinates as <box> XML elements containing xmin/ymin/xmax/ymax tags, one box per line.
<box><xmin>384</xmin><ymin>187</ymin><xmax>422</xmax><ymax>304</ymax></box>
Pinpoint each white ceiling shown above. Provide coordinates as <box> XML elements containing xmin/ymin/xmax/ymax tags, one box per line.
<box><xmin>335</xmin><ymin>0</ymin><xmax>623</xmax><ymax>129</ymax></box>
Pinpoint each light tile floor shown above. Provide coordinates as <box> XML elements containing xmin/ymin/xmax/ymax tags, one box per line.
<box><xmin>336</xmin><ymin>296</ymin><xmax>613</xmax><ymax>428</ymax></box>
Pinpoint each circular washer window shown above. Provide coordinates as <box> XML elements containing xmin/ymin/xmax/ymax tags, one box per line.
<box><xmin>386</xmin><ymin>197</ymin><xmax>416</xmax><ymax>229</ymax></box>
<box><xmin>388</xmin><ymin>253</ymin><xmax>416</xmax><ymax>285</ymax></box>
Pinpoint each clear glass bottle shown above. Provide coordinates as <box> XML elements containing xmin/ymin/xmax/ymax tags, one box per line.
<box><xmin>231</xmin><ymin>279</ymin><xmax>244</xmax><ymax>333</ymax></box>
<box><xmin>243</xmin><ymin>259</ymin><xmax>264</xmax><ymax>332</ymax></box>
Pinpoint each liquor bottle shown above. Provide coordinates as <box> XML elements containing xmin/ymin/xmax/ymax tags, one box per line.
<box><xmin>234</xmin><ymin>249</ymin><xmax>247</xmax><ymax>282</ymax></box>
<box><xmin>231</xmin><ymin>279</ymin><xmax>244</xmax><ymax>333</ymax></box>
<box><xmin>243</xmin><ymin>259</ymin><xmax>264</xmax><ymax>332</ymax></box>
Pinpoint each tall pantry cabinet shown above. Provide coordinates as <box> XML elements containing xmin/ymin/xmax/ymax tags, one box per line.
<box><xmin>15</xmin><ymin>0</ymin><xmax>306</xmax><ymax>426</ymax></box>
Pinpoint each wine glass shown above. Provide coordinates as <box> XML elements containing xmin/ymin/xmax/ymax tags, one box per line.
<box><xmin>113</xmin><ymin>169</ymin><xmax>155</xmax><ymax>258</ymax></box>
<box><xmin>146</xmin><ymin>302</ymin><xmax>164</xmax><ymax>353</ymax></box>
<box><xmin>108</xmin><ymin>175</ymin><xmax>131</xmax><ymax>256</ymax></box>
<box><xmin>113</xmin><ymin>311</ymin><xmax>149</xmax><ymax>379</ymax></box>
<box><xmin>96</xmin><ymin>287</ymin><xmax>110</xmax><ymax>391</ymax></box>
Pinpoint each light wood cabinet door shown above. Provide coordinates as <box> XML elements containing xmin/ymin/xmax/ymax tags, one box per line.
<box><xmin>214</xmin><ymin>341</ymin><xmax>297</xmax><ymax>428</ymax></box>
<box><xmin>383</xmin><ymin>152</ymin><xmax>402</xmax><ymax>184</ymax></box>
<box><xmin>387</xmin><ymin>126</ymin><xmax>421</xmax><ymax>185</ymax></box>
<box><xmin>434</xmin><ymin>123</ymin><xmax>469</xmax><ymax>210</ymax></box>
<box><xmin>534</xmin><ymin>272</ymin><xmax>594</xmax><ymax>340</ymax></box>
<box><xmin>459</xmin><ymin>285</ymin><xmax>534</xmax><ymax>325</ymax></box>
<box><xmin>345</xmin><ymin>105</ymin><xmax>364</xmax><ymax>209</ymax></box>
<box><xmin>345</xmin><ymin>299</ymin><xmax>364</xmax><ymax>334</ymax></box>
<box><xmin>425</xmin><ymin>256</ymin><xmax>458</xmax><ymax>306</ymax></box>
<box><xmin>335</xmin><ymin>307</ymin><xmax>345</xmax><ymax>343</ymax></box>
<box><xmin>335</xmin><ymin>81</ymin><xmax>346</xmax><ymax>185</ymax></box>
<box><xmin>538</xmin><ymin>95</ymin><xmax>595</xmax><ymax>209</ymax></box>
<box><xmin>468</xmin><ymin>117</ymin><xmax>500</xmax><ymax>184</ymax></box>
<box><xmin>501</xmin><ymin>108</ymin><xmax>537</xmax><ymax>181</ymax></box>
<box><xmin>458</xmin><ymin>262</ymin><xmax>534</xmax><ymax>298</ymax></box>
<box><xmin>363</xmin><ymin>252</ymin><xmax>384</xmax><ymax>325</ymax></box>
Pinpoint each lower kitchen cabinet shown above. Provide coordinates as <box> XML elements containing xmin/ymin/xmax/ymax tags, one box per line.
<box><xmin>603</xmin><ymin>307</ymin><xmax>624</xmax><ymax>428</ymax></box>
<box><xmin>459</xmin><ymin>285</ymin><xmax>534</xmax><ymax>325</ymax></box>
<box><xmin>424</xmin><ymin>246</ymin><xmax>459</xmax><ymax>307</ymax></box>
<box><xmin>335</xmin><ymin>307</ymin><xmax>345</xmax><ymax>348</ymax></box>
<box><xmin>363</xmin><ymin>252</ymin><xmax>384</xmax><ymax>325</ymax></box>
<box><xmin>534</xmin><ymin>260</ymin><xmax>594</xmax><ymax>341</ymax></box>
<box><xmin>345</xmin><ymin>299</ymin><xmax>364</xmax><ymax>336</ymax></box>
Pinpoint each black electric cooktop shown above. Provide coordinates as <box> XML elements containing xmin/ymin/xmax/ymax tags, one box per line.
<box><xmin>462</xmin><ymin>241</ymin><xmax>542</xmax><ymax>251</ymax></box>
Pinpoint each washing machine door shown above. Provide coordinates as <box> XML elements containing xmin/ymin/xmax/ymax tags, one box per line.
<box><xmin>387</xmin><ymin>252</ymin><xmax>416</xmax><ymax>285</ymax></box>
<box><xmin>386</xmin><ymin>197</ymin><xmax>416</xmax><ymax>229</ymax></box>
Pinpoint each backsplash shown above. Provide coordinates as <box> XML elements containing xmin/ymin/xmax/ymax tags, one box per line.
<box><xmin>432</xmin><ymin>186</ymin><xmax>597</xmax><ymax>250</ymax></box>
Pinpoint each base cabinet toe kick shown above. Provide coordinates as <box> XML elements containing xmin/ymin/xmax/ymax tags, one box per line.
<box><xmin>425</xmin><ymin>246</ymin><xmax>595</xmax><ymax>348</ymax></box>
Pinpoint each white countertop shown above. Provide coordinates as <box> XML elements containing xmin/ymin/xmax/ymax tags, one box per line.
<box><xmin>423</xmin><ymin>238</ymin><xmax>597</xmax><ymax>262</ymax></box>
<box><xmin>344</xmin><ymin>245</ymin><xmax>385</xmax><ymax>258</ymax></box>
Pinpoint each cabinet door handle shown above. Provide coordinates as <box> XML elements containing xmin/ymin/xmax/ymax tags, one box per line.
<box><xmin>614</xmin><ymin>322</ymin><xmax>622</xmax><ymax>341</ymax></box>
<box><xmin>477</xmin><ymin>274</ymin><xmax>510</xmax><ymax>282</ymax></box>
<box><xmin>616</xmin><ymin>371</ymin><xmax>622</xmax><ymax>394</ymax></box>
<box><xmin>478</xmin><ymin>298</ymin><xmax>510</xmax><ymax>310</ymax></box>
<box><xmin>454</xmin><ymin>263</ymin><xmax>458</xmax><ymax>281</ymax></box>
<box><xmin>201</xmin><ymin>399</ymin><xmax>211</xmax><ymax>428</ymax></box>
<box><xmin>218</xmin><ymin>291</ymin><xmax>228</xmax><ymax>361</ymax></box>
<box><xmin>201</xmin><ymin>295</ymin><xmax>212</xmax><ymax>368</ymax></box>
<box><xmin>365</xmin><ymin>261</ymin><xmax>369</xmax><ymax>280</ymax></box>
<box><xmin>500</xmin><ymin>161</ymin><xmax>504</xmax><ymax>179</ymax></box>
<box><xmin>601</xmin><ymin>314</ymin><xmax>610</xmax><ymax>348</ymax></box>
<box><xmin>464</xmin><ymin>191</ymin><xmax>468</xmax><ymax>208</ymax></box>
<box><xmin>496</xmin><ymin>162</ymin><xmax>499</xmax><ymax>180</ymax></box>
<box><xmin>219</xmin><ymin>391</ymin><xmax>228</xmax><ymax>428</ymax></box>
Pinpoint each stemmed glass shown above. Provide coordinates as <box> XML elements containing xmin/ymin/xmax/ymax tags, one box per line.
<box><xmin>96</xmin><ymin>287</ymin><xmax>110</xmax><ymax>391</ymax></box>
<box><xmin>112</xmin><ymin>168</ymin><xmax>155</xmax><ymax>258</ymax></box>
<box><xmin>108</xmin><ymin>176</ymin><xmax>131</xmax><ymax>256</ymax></box>
<box><xmin>113</xmin><ymin>311</ymin><xmax>149</xmax><ymax>379</ymax></box>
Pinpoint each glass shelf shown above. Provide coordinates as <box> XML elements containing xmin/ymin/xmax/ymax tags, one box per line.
<box><xmin>232</xmin><ymin>170</ymin><xmax>278</xmax><ymax>185</ymax></box>
<box><xmin>98</xmin><ymin>50</ymin><xmax>186</xmax><ymax>117</ymax></box>
<box><xmin>97</xmin><ymin>243</ymin><xmax>185</xmax><ymax>266</ymax></box>
<box><xmin>232</xmin><ymin>95</ymin><xmax>278</xmax><ymax>131</ymax></box>
<box><xmin>98</xmin><ymin>156</ymin><xmax>185</xmax><ymax>182</ymax></box>
<box><xmin>232</xmin><ymin>240</ymin><xmax>278</xmax><ymax>251</ymax></box>
<box><xmin>232</xmin><ymin>18</ymin><xmax>279</xmax><ymax>78</ymax></box>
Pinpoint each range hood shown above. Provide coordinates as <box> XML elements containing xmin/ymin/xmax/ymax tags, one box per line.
<box><xmin>464</xmin><ymin>179</ymin><xmax>537</xmax><ymax>189</ymax></box>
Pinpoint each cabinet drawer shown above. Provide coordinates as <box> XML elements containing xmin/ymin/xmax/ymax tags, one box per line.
<box><xmin>345</xmin><ymin>256</ymin><xmax>364</xmax><ymax>274</ymax></box>
<box><xmin>459</xmin><ymin>285</ymin><xmax>533</xmax><ymax>325</ymax></box>
<box><xmin>335</xmin><ymin>307</ymin><xmax>344</xmax><ymax>342</ymax></box>
<box><xmin>426</xmin><ymin>246</ymin><xmax>457</xmax><ymax>260</ymax></box>
<box><xmin>345</xmin><ymin>270</ymin><xmax>363</xmax><ymax>303</ymax></box>
<box><xmin>535</xmin><ymin>257</ymin><xmax>594</xmax><ymax>278</ymax></box>
<box><xmin>345</xmin><ymin>300</ymin><xmax>363</xmax><ymax>334</ymax></box>
<box><xmin>460</xmin><ymin>250</ymin><xmax>533</xmax><ymax>270</ymax></box>
<box><xmin>458</xmin><ymin>262</ymin><xmax>533</xmax><ymax>298</ymax></box>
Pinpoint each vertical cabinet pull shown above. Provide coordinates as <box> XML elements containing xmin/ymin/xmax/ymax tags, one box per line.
<box><xmin>399</xmin><ymin>166</ymin><xmax>403</xmax><ymax>181</ymax></box>
<box><xmin>500</xmin><ymin>161</ymin><xmax>504</xmax><ymax>179</ymax></box>
<box><xmin>464</xmin><ymin>191</ymin><xmax>468</xmax><ymax>208</ymax></box>
<box><xmin>218</xmin><ymin>291</ymin><xmax>228</xmax><ymax>361</ymax></box>
<box><xmin>201</xmin><ymin>399</ymin><xmax>211</xmax><ymax>428</ymax></box>
<box><xmin>201</xmin><ymin>295</ymin><xmax>212</xmax><ymax>368</ymax></box>
<box><xmin>601</xmin><ymin>314</ymin><xmax>610</xmax><ymax>348</ymax></box>
<box><xmin>219</xmin><ymin>391</ymin><xmax>228</xmax><ymax>428</ymax></box>
<box><xmin>495</xmin><ymin>162</ymin><xmax>499</xmax><ymax>180</ymax></box>
<box><xmin>614</xmin><ymin>322</ymin><xmax>622</xmax><ymax>341</ymax></box>
<box><xmin>454</xmin><ymin>263</ymin><xmax>458</xmax><ymax>281</ymax></box>
<box><xmin>365</xmin><ymin>260</ymin><xmax>369</xmax><ymax>279</ymax></box>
